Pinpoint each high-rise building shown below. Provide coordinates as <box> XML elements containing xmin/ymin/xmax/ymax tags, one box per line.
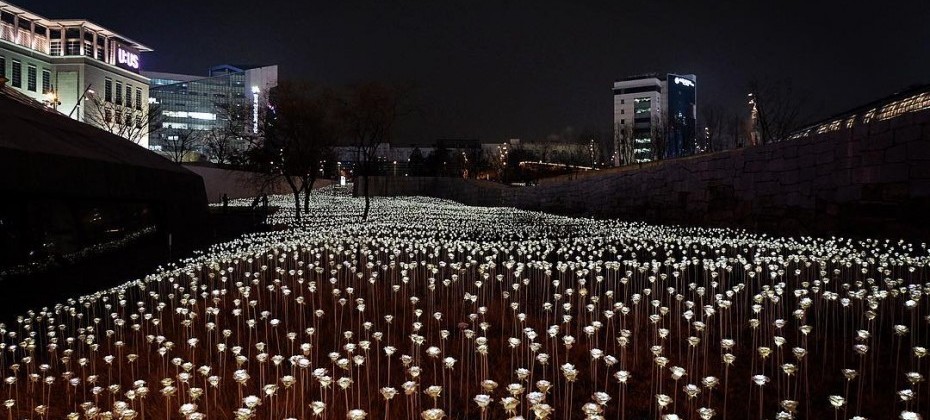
<box><xmin>612</xmin><ymin>73</ymin><xmax>697</xmax><ymax>165</ymax></box>
<box><xmin>144</xmin><ymin>64</ymin><xmax>278</xmax><ymax>158</ymax></box>
<box><xmin>0</xmin><ymin>1</ymin><xmax>153</xmax><ymax>146</ymax></box>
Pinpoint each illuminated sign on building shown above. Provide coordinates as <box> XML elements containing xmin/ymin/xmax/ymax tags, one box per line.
<box><xmin>115</xmin><ymin>44</ymin><xmax>140</xmax><ymax>72</ymax></box>
<box><xmin>673</xmin><ymin>76</ymin><xmax>694</xmax><ymax>87</ymax></box>
<box><xmin>252</xmin><ymin>86</ymin><xmax>260</xmax><ymax>134</ymax></box>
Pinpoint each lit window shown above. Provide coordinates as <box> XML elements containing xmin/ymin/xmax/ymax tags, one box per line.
<box><xmin>633</xmin><ymin>97</ymin><xmax>652</xmax><ymax>115</ymax></box>
<box><xmin>105</xmin><ymin>78</ymin><xmax>112</xmax><ymax>102</ymax></box>
<box><xmin>26</xmin><ymin>64</ymin><xmax>36</xmax><ymax>92</ymax></box>
<box><xmin>41</xmin><ymin>69</ymin><xmax>50</xmax><ymax>93</ymax></box>
<box><xmin>65</xmin><ymin>40</ymin><xmax>80</xmax><ymax>56</ymax></box>
<box><xmin>10</xmin><ymin>60</ymin><xmax>21</xmax><ymax>88</ymax></box>
<box><xmin>50</xmin><ymin>40</ymin><xmax>62</xmax><ymax>56</ymax></box>
<box><xmin>95</xmin><ymin>37</ymin><xmax>105</xmax><ymax>60</ymax></box>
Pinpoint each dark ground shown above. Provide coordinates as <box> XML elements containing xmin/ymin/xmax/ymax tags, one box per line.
<box><xmin>0</xmin><ymin>206</ymin><xmax>275</xmax><ymax>323</ymax></box>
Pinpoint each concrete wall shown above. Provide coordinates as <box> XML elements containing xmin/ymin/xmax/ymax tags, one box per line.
<box><xmin>359</xmin><ymin>108</ymin><xmax>930</xmax><ymax>239</ymax></box>
<box><xmin>185</xmin><ymin>165</ymin><xmax>333</xmax><ymax>203</ymax></box>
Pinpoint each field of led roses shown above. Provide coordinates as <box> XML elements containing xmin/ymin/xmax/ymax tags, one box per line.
<box><xmin>2</xmin><ymin>190</ymin><xmax>928</xmax><ymax>419</ymax></box>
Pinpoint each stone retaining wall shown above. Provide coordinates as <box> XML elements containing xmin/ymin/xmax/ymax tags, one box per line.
<box><xmin>185</xmin><ymin>165</ymin><xmax>333</xmax><ymax>203</ymax></box>
<box><xmin>360</xmin><ymin>108</ymin><xmax>930</xmax><ymax>239</ymax></box>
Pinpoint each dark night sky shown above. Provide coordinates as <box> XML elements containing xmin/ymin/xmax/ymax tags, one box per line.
<box><xmin>18</xmin><ymin>1</ymin><xmax>930</xmax><ymax>142</ymax></box>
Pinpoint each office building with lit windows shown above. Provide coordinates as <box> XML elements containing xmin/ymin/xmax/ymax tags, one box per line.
<box><xmin>0</xmin><ymin>1</ymin><xmax>153</xmax><ymax>146</ymax></box>
<box><xmin>143</xmin><ymin>64</ymin><xmax>278</xmax><ymax>155</ymax></box>
<box><xmin>613</xmin><ymin>73</ymin><xmax>697</xmax><ymax>165</ymax></box>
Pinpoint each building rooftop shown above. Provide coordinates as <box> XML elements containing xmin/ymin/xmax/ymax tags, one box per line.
<box><xmin>141</xmin><ymin>71</ymin><xmax>202</xmax><ymax>83</ymax></box>
<box><xmin>212</xmin><ymin>64</ymin><xmax>268</xmax><ymax>72</ymax></box>
<box><xmin>615</xmin><ymin>73</ymin><xmax>663</xmax><ymax>82</ymax></box>
<box><xmin>0</xmin><ymin>1</ymin><xmax>152</xmax><ymax>52</ymax></box>
<box><xmin>790</xmin><ymin>83</ymin><xmax>930</xmax><ymax>140</ymax></box>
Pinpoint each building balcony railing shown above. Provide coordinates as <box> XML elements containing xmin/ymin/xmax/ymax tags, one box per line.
<box><xmin>0</xmin><ymin>23</ymin><xmax>49</xmax><ymax>54</ymax></box>
<box><xmin>0</xmin><ymin>23</ymin><xmax>15</xmax><ymax>44</ymax></box>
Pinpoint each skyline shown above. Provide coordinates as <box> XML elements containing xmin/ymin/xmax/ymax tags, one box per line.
<box><xmin>15</xmin><ymin>0</ymin><xmax>930</xmax><ymax>142</ymax></box>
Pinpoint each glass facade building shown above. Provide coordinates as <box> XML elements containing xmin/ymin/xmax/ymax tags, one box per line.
<box><xmin>144</xmin><ymin>64</ymin><xmax>278</xmax><ymax>155</ymax></box>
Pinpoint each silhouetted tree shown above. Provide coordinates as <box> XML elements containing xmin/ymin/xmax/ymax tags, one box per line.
<box><xmin>341</xmin><ymin>82</ymin><xmax>411</xmax><ymax>221</ymax></box>
<box><xmin>579</xmin><ymin>126</ymin><xmax>610</xmax><ymax>166</ymax></box>
<box><xmin>265</xmin><ymin>81</ymin><xmax>339</xmax><ymax>221</ymax></box>
<box><xmin>426</xmin><ymin>145</ymin><xmax>451</xmax><ymax>177</ymax></box>
<box><xmin>614</xmin><ymin>122</ymin><xmax>635</xmax><ymax>166</ymax></box>
<box><xmin>203</xmin><ymin>102</ymin><xmax>254</xmax><ymax>165</ymax></box>
<box><xmin>749</xmin><ymin>78</ymin><xmax>812</xmax><ymax>144</ymax></box>
<box><xmin>408</xmin><ymin>147</ymin><xmax>426</xmax><ymax>176</ymax></box>
<box><xmin>164</xmin><ymin>128</ymin><xmax>202</xmax><ymax>163</ymax></box>
<box><xmin>85</xmin><ymin>94</ymin><xmax>164</xmax><ymax>145</ymax></box>
<box><xmin>651</xmin><ymin>115</ymin><xmax>669</xmax><ymax>161</ymax></box>
<box><xmin>502</xmin><ymin>146</ymin><xmax>539</xmax><ymax>184</ymax></box>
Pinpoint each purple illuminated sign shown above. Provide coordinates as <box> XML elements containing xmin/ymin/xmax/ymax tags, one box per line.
<box><xmin>115</xmin><ymin>44</ymin><xmax>140</xmax><ymax>72</ymax></box>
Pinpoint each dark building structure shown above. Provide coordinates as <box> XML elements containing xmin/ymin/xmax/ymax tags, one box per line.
<box><xmin>0</xmin><ymin>79</ymin><xmax>207</xmax><ymax>276</ymax></box>
<box><xmin>665</xmin><ymin>74</ymin><xmax>697</xmax><ymax>159</ymax></box>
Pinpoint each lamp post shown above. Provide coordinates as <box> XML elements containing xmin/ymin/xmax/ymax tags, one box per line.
<box><xmin>69</xmin><ymin>85</ymin><xmax>95</xmax><ymax>119</ymax></box>
<box><xmin>44</xmin><ymin>86</ymin><xmax>61</xmax><ymax>111</ymax></box>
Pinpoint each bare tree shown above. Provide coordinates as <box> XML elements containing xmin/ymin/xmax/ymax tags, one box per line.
<box><xmin>485</xmin><ymin>146</ymin><xmax>507</xmax><ymax>181</ymax></box>
<box><xmin>578</xmin><ymin>126</ymin><xmax>610</xmax><ymax>167</ymax></box>
<box><xmin>202</xmin><ymin>103</ymin><xmax>252</xmax><ymax>165</ymax></box>
<box><xmin>651</xmin><ymin>115</ymin><xmax>668</xmax><ymax>162</ymax></box>
<box><xmin>537</xmin><ymin>135</ymin><xmax>558</xmax><ymax>163</ymax></box>
<box><xmin>613</xmin><ymin>122</ymin><xmax>634</xmax><ymax>166</ymax></box>
<box><xmin>341</xmin><ymin>82</ymin><xmax>410</xmax><ymax>221</ymax></box>
<box><xmin>85</xmin><ymin>93</ymin><xmax>165</xmax><ymax>144</ymax></box>
<box><xmin>748</xmin><ymin>78</ymin><xmax>811</xmax><ymax>144</ymax></box>
<box><xmin>163</xmin><ymin>128</ymin><xmax>202</xmax><ymax>163</ymax></box>
<box><xmin>265</xmin><ymin>81</ymin><xmax>339</xmax><ymax>221</ymax></box>
<box><xmin>701</xmin><ymin>103</ymin><xmax>730</xmax><ymax>153</ymax></box>
<box><xmin>84</xmin><ymin>95</ymin><xmax>165</xmax><ymax>145</ymax></box>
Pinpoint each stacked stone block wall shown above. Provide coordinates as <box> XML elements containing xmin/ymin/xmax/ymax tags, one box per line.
<box><xmin>360</xmin><ymin>108</ymin><xmax>930</xmax><ymax>239</ymax></box>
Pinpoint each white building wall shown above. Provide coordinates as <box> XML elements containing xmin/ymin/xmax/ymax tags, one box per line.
<box><xmin>2</xmin><ymin>43</ymin><xmax>151</xmax><ymax>147</ymax></box>
<box><xmin>244</xmin><ymin>65</ymin><xmax>278</xmax><ymax>97</ymax></box>
<box><xmin>0</xmin><ymin>40</ymin><xmax>53</xmax><ymax>103</ymax></box>
<box><xmin>613</xmin><ymin>76</ymin><xmax>666</xmax><ymax>165</ymax></box>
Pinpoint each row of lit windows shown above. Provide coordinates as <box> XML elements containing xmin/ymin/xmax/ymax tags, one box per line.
<box><xmin>102</xmin><ymin>108</ymin><xmax>143</xmax><ymax>127</ymax></box>
<box><xmin>633</xmin><ymin>97</ymin><xmax>652</xmax><ymax>117</ymax></box>
<box><xmin>0</xmin><ymin>54</ymin><xmax>51</xmax><ymax>93</ymax></box>
<box><xmin>875</xmin><ymin>92</ymin><xmax>930</xmax><ymax>121</ymax></box>
<box><xmin>792</xmin><ymin>91</ymin><xmax>930</xmax><ymax>139</ymax></box>
<box><xmin>104</xmin><ymin>77</ymin><xmax>143</xmax><ymax>110</ymax></box>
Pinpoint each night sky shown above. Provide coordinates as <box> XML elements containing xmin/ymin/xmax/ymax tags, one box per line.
<box><xmin>18</xmin><ymin>1</ymin><xmax>930</xmax><ymax>143</ymax></box>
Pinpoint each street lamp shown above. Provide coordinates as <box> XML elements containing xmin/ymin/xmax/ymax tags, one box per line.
<box><xmin>44</xmin><ymin>86</ymin><xmax>61</xmax><ymax>111</ymax></box>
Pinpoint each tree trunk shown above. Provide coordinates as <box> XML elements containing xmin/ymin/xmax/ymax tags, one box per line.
<box><xmin>293</xmin><ymin>191</ymin><xmax>301</xmax><ymax>221</ymax></box>
<box><xmin>362</xmin><ymin>172</ymin><xmax>371</xmax><ymax>221</ymax></box>
<box><xmin>303</xmin><ymin>177</ymin><xmax>315</xmax><ymax>212</ymax></box>
<box><xmin>283</xmin><ymin>175</ymin><xmax>302</xmax><ymax>222</ymax></box>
